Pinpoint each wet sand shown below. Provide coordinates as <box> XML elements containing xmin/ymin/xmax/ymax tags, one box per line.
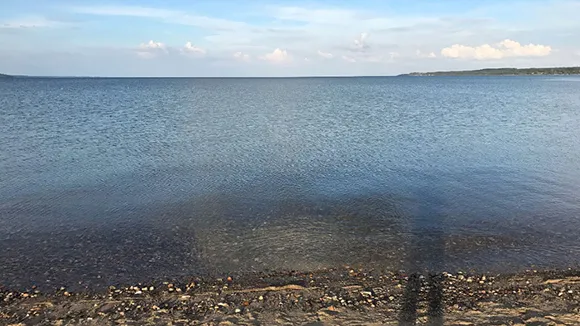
<box><xmin>2</xmin><ymin>268</ymin><xmax>579</xmax><ymax>325</ymax></box>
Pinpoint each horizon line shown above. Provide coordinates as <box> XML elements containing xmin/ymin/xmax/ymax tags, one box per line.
<box><xmin>4</xmin><ymin>65</ymin><xmax>579</xmax><ymax>79</ymax></box>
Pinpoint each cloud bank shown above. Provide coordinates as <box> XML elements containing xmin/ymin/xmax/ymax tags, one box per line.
<box><xmin>441</xmin><ymin>39</ymin><xmax>552</xmax><ymax>60</ymax></box>
<box><xmin>137</xmin><ymin>40</ymin><xmax>167</xmax><ymax>58</ymax></box>
<box><xmin>182</xmin><ymin>42</ymin><xmax>206</xmax><ymax>56</ymax></box>
<box><xmin>260</xmin><ymin>48</ymin><xmax>291</xmax><ymax>64</ymax></box>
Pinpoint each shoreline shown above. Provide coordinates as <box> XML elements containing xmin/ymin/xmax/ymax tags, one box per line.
<box><xmin>2</xmin><ymin>268</ymin><xmax>579</xmax><ymax>325</ymax></box>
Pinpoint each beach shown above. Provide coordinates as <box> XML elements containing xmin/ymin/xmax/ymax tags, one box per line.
<box><xmin>2</xmin><ymin>268</ymin><xmax>580</xmax><ymax>325</ymax></box>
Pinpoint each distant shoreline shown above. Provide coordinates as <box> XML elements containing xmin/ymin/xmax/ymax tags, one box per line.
<box><xmin>399</xmin><ymin>66</ymin><xmax>580</xmax><ymax>76</ymax></box>
<box><xmin>3</xmin><ymin>66</ymin><xmax>580</xmax><ymax>78</ymax></box>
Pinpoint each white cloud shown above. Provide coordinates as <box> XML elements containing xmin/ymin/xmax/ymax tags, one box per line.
<box><xmin>274</xmin><ymin>7</ymin><xmax>360</xmax><ymax>25</ymax></box>
<box><xmin>72</xmin><ymin>5</ymin><xmax>246</xmax><ymax>30</ymax></box>
<box><xmin>140</xmin><ymin>40</ymin><xmax>166</xmax><ymax>50</ymax></box>
<box><xmin>441</xmin><ymin>39</ymin><xmax>552</xmax><ymax>60</ymax></box>
<box><xmin>0</xmin><ymin>16</ymin><xmax>66</xmax><ymax>29</ymax></box>
<box><xmin>182</xmin><ymin>42</ymin><xmax>206</xmax><ymax>56</ymax></box>
<box><xmin>233</xmin><ymin>51</ymin><xmax>251</xmax><ymax>62</ymax></box>
<box><xmin>260</xmin><ymin>48</ymin><xmax>291</xmax><ymax>63</ymax></box>
<box><xmin>73</xmin><ymin>5</ymin><xmax>176</xmax><ymax>18</ymax></box>
<box><xmin>137</xmin><ymin>40</ymin><xmax>167</xmax><ymax>59</ymax></box>
<box><xmin>416</xmin><ymin>50</ymin><xmax>437</xmax><ymax>58</ymax></box>
<box><xmin>317</xmin><ymin>50</ymin><xmax>333</xmax><ymax>59</ymax></box>
<box><xmin>342</xmin><ymin>55</ymin><xmax>356</xmax><ymax>63</ymax></box>
<box><xmin>353</xmin><ymin>32</ymin><xmax>369</xmax><ymax>50</ymax></box>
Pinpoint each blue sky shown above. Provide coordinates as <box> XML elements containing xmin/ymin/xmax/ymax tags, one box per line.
<box><xmin>1</xmin><ymin>0</ymin><xmax>579</xmax><ymax>76</ymax></box>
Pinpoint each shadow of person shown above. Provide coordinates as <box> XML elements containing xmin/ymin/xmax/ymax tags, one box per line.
<box><xmin>398</xmin><ymin>186</ymin><xmax>446</xmax><ymax>326</ymax></box>
<box><xmin>398</xmin><ymin>264</ymin><xmax>444</xmax><ymax>326</ymax></box>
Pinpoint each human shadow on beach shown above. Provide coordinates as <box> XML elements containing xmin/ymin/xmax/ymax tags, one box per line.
<box><xmin>399</xmin><ymin>272</ymin><xmax>444</xmax><ymax>326</ymax></box>
<box><xmin>398</xmin><ymin>187</ymin><xmax>445</xmax><ymax>326</ymax></box>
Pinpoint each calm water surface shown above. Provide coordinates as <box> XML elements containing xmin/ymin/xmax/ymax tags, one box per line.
<box><xmin>1</xmin><ymin>77</ymin><xmax>580</xmax><ymax>289</ymax></box>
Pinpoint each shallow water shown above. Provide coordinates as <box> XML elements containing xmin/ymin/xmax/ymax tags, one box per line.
<box><xmin>1</xmin><ymin>76</ymin><xmax>580</xmax><ymax>289</ymax></box>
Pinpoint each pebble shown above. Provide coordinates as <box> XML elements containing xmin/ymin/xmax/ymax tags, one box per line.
<box><xmin>3</xmin><ymin>269</ymin><xmax>578</xmax><ymax>323</ymax></box>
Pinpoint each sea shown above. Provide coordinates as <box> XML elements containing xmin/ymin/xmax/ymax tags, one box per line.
<box><xmin>1</xmin><ymin>76</ymin><xmax>580</xmax><ymax>290</ymax></box>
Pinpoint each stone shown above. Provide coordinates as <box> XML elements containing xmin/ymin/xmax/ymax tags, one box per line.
<box><xmin>99</xmin><ymin>303</ymin><xmax>116</xmax><ymax>313</ymax></box>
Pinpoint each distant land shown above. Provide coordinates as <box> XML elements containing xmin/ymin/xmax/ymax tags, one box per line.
<box><xmin>400</xmin><ymin>66</ymin><xmax>580</xmax><ymax>76</ymax></box>
<box><xmin>3</xmin><ymin>67</ymin><xmax>580</xmax><ymax>78</ymax></box>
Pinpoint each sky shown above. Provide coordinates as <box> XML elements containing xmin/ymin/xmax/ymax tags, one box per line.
<box><xmin>1</xmin><ymin>0</ymin><xmax>579</xmax><ymax>77</ymax></box>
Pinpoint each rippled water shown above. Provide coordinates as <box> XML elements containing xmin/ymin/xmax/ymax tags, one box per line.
<box><xmin>1</xmin><ymin>76</ymin><xmax>580</xmax><ymax>289</ymax></box>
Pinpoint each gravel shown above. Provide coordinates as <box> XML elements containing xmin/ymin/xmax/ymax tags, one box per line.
<box><xmin>1</xmin><ymin>268</ymin><xmax>580</xmax><ymax>325</ymax></box>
